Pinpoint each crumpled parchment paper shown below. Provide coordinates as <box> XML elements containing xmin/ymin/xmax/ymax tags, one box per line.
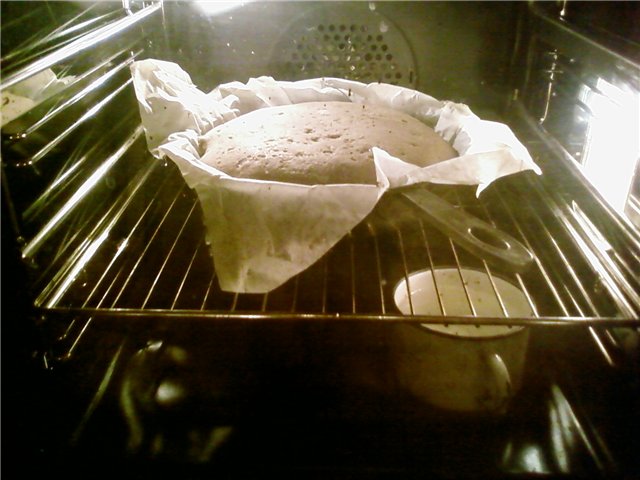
<box><xmin>131</xmin><ymin>59</ymin><xmax>541</xmax><ymax>293</ymax></box>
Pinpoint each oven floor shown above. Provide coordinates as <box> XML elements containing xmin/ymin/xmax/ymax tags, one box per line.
<box><xmin>6</xmin><ymin>322</ymin><xmax>640</xmax><ymax>479</ymax></box>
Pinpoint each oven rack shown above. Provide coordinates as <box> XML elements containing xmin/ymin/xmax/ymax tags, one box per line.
<box><xmin>34</xmin><ymin>166</ymin><xmax>640</xmax><ymax>321</ymax></box>
<box><xmin>0</xmin><ymin>2</ymin><xmax>160</xmax><ymax>90</ymax></box>
<box><xmin>29</xmin><ymin>151</ymin><xmax>640</xmax><ymax>367</ymax></box>
<box><xmin>2</xmin><ymin>1</ymin><xmax>638</xmax><ymax>364</ymax></box>
<box><xmin>30</xmin><ymin>154</ymin><xmax>639</xmax><ymax>316</ymax></box>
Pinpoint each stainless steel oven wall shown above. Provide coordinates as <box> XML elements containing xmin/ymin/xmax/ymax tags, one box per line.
<box><xmin>510</xmin><ymin>2</ymin><xmax>640</xmax><ymax>227</ymax></box>
<box><xmin>158</xmin><ymin>1</ymin><xmax>522</xmax><ymax>116</ymax></box>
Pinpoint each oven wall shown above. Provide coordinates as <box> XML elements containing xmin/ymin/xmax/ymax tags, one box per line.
<box><xmin>508</xmin><ymin>2</ymin><xmax>640</xmax><ymax>226</ymax></box>
<box><xmin>155</xmin><ymin>1</ymin><xmax>523</xmax><ymax>117</ymax></box>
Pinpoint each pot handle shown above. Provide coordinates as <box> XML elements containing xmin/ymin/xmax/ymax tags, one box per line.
<box><xmin>482</xmin><ymin>352</ymin><xmax>512</xmax><ymax>414</ymax></box>
<box><xmin>398</xmin><ymin>186</ymin><xmax>534</xmax><ymax>273</ymax></box>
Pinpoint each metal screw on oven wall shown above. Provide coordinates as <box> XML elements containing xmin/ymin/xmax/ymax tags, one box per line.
<box><xmin>539</xmin><ymin>50</ymin><xmax>563</xmax><ymax>124</ymax></box>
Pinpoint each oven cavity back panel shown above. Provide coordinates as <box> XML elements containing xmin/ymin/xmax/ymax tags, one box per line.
<box><xmin>269</xmin><ymin>4</ymin><xmax>417</xmax><ymax>88</ymax></box>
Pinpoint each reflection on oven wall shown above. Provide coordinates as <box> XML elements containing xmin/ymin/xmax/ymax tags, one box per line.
<box><xmin>159</xmin><ymin>1</ymin><xmax>521</xmax><ymax>115</ymax></box>
<box><xmin>516</xmin><ymin>1</ymin><xmax>640</xmax><ymax>228</ymax></box>
<box><xmin>579</xmin><ymin>78</ymin><xmax>639</xmax><ymax>218</ymax></box>
<box><xmin>529</xmin><ymin>53</ymin><xmax>639</xmax><ymax>224</ymax></box>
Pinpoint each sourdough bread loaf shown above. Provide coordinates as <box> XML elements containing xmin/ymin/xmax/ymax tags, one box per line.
<box><xmin>200</xmin><ymin>101</ymin><xmax>457</xmax><ymax>185</ymax></box>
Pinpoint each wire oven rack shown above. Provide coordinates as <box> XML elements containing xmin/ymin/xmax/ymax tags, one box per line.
<box><xmin>32</xmin><ymin>153</ymin><xmax>638</xmax><ymax>322</ymax></box>
<box><xmin>2</xmin><ymin>0</ymin><xmax>639</xmax><ymax>355</ymax></box>
<box><xmin>33</xmin><ymin>151</ymin><xmax>640</xmax><ymax>360</ymax></box>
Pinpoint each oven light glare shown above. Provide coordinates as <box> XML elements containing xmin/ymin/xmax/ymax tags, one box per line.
<box><xmin>155</xmin><ymin>380</ymin><xmax>186</xmax><ymax>407</ymax></box>
<box><xmin>581</xmin><ymin>78</ymin><xmax>640</xmax><ymax>213</ymax></box>
<box><xmin>515</xmin><ymin>444</ymin><xmax>549</xmax><ymax>474</ymax></box>
<box><xmin>194</xmin><ymin>1</ymin><xmax>251</xmax><ymax>17</ymax></box>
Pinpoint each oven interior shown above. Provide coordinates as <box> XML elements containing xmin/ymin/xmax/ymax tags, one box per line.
<box><xmin>2</xmin><ymin>1</ymin><xmax>639</xmax><ymax>477</ymax></box>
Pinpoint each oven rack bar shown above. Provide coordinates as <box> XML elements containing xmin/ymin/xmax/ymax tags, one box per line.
<box><xmin>512</xmin><ymin>132</ymin><xmax>639</xmax><ymax>308</ymax></box>
<box><xmin>1</xmin><ymin>3</ymin><xmax>107</xmax><ymax>66</ymax></box>
<box><xmin>40</xmin><ymin>307</ymin><xmax>640</xmax><ymax>328</ymax></box>
<box><xmin>2</xmin><ymin>19</ymin><xmax>153</xmax><ymax>252</ymax></box>
<box><xmin>20</xmin><ymin>53</ymin><xmax>144</xmax><ymax>225</ymax></box>
<box><xmin>3</xmin><ymin>51</ymin><xmax>148</xmax><ymax>276</ymax></box>
<box><xmin>35</xmin><ymin>78</ymin><xmax>133</xmax><ymax>170</ymax></box>
<box><xmin>16</xmin><ymin>47</ymin><xmax>143</xmax><ymax>155</ymax></box>
<box><xmin>33</xmin><ymin>136</ymin><xmax>155</xmax><ymax>308</ymax></box>
<box><xmin>0</xmin><ymin>2</ymin><xmax>160</xmax><ymax>91</ymax></box>
<box><xmin>490</xmin><ymin>179</ymin><xmax>636</xmax><ymax>367</ymax></box>
<box><xmin>23</xmin><ymin>120</ymin><xmax>144</xmax><ymax>260</ymax></box>
<box><xmin>533</xmin><ymin>179</ymin><xmax>640</xmax><ymax>317</ymax></box>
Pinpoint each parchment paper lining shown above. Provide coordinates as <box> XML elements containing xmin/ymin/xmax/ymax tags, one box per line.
<box><xmin>131</xmin><ymin>59</ymin><xmax>541</xmax><ymax>293</ymax></box>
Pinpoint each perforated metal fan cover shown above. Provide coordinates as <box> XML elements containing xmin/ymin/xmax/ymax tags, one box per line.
<box><xmin>270</xmin><ymin>4</ymin><xmax>417</xmax><ymax>88</ymax></box>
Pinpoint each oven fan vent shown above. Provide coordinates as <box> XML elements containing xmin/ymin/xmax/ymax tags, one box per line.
<box><xmin>271</xmin><ymin>5</ymin><xmax>417</xmax><ymax>88</ymax></box>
